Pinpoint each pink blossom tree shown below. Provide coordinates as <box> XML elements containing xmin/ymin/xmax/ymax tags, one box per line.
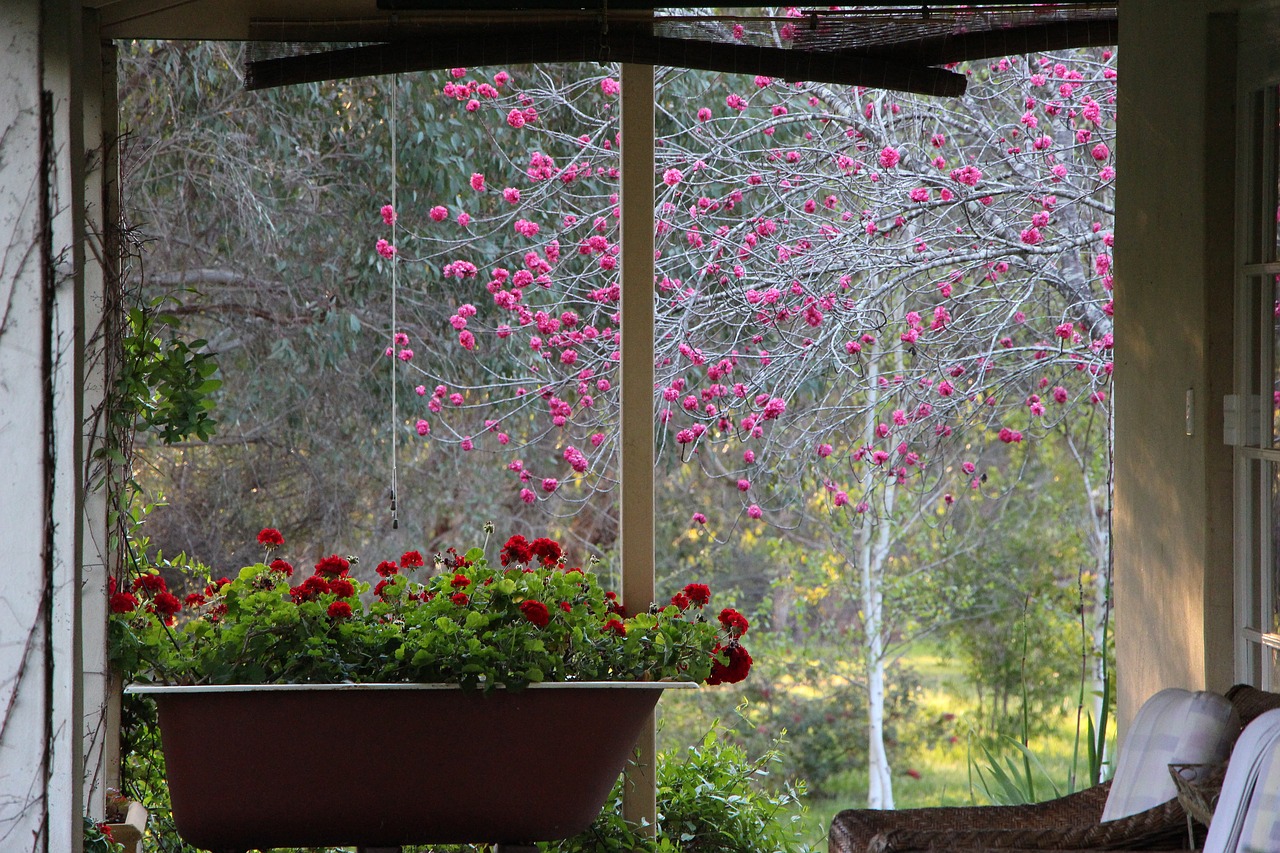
<box><xmin>382</xmin><ymin>42</ymin><xmax>1115</xmax><ymax>806</ymax></box>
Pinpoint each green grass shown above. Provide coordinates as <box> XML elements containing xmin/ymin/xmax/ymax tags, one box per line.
<box><xmin>756</xmin><ymin>643</ymin><xmax>1115</xmax><ymax>852</ymax></box>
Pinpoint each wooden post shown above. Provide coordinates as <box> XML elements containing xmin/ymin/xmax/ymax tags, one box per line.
<box><xmin>618</xmin><ymin>61</ymin><xmax>657</xmax><ymax>842</ymax></box>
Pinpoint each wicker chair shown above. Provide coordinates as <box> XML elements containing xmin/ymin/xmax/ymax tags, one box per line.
<box><xmin>828</xmin><ymin>685</ymin><xmax>1280</xmax><ymax>853</ymax></box>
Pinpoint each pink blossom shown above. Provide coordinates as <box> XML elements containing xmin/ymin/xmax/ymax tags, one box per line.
<box><xmin>600</xmin><ymin>77</ymin><xmax>620</xmax><ymax>96</ymax></box>
<box><xmin>747</xmin><ymin>504</ymin><xmax>763</xmax><ymax>519</ymax></box>
<box><xmin>470</xmin><ymin>172</ymin><xmax>486</xmax><ymax>192</ymax></box>
<box><xmin>697</xmin><ymin>107</ymin><xmax>712</xmax><ymax>122</ymax></box>
<box><xmin>663</xmin><ymin>168</ymin><xmax>684</xmax><ymax>187</ymax></box>
<box><xmin>398</xmin><ymin>349</ymin><xmax>413</xmax><ymax>361</ymax></box>
<box><xmin>998</xmin><ymin>428</ymin><xmax>1023</xmax><ymax>444</ymax></box>
<box><xmin>878</xmin><ymin>147</ymin><xmax>900</xmax><ymax>169</ymax></box>
<box><xmin>520</xmin><ymin>488</ymin><xmax>536</xmax><ymax>504</ymax></box>
<box><xmin>817</xmin><ymin>443</ymin><xmax>833</xmax><ymax>458</ymax></box>
<box><xmin>909</xmin><ymin>187</ymin><xmax>929</xmax><ymax>202</ymax></box>
<box><xmin>415</xmin><ymin>419</ymin><xmax>430</xmax><ymax>436</ymax></box>
<box><xmin>457</xmin><ymin>212</ymin><xmax>471</xmax><ymax>227</ymax></box>
<box><xmin>375</xmin><ymin>239</ymin><xmax>396</xmax><ymax>259</ymax></box>
<box><xmin>1053</xmin><ymin>386</ymin><xmax>1069</xmax><ymax>404</ymax></box>
<box><xmin>503</xmin><ymin>187</ymin><xmax>521</xmax><ymax>204</ymax></box>
<box><xmin>1091</xmin><ymin>142</ymin><xmax>1111</xmax><ymax>161</ymax></box>
<box><xmin>429</xmin><ymin>205</ymin><xmax>448</xmax><ymax>222</ymax></box>
<box><xmin>950</xmin><ymin>165</ymin><xmax>982</xmax><ymax>186</ymax></box>
<box><xmin>541</xmin><ymin>478</ymin><xmax>559</xmax><ymax>493</ymax></box>
<box><xmin>692</xmin><ymin>512</ymin><xmax>707</xmax><ymax>524</ymax></box>
<box><xmin>743</xmin><ymin>449</ymin><xmax>755</xmax><ymax>464</ymax></box>
<box><xmin>507</xmin><ymin>109</ymin><xmax>526</xmax><ymax>129</ymax></box>
<box><xmin>726</xmin><ymin>94</ymin><xmax>747</xmax><ymax>111</ymax></box>
<box><xmin>415</xmin><ymin>385</ymin><xmax>426</xmax><ymax>396</ymax></box>
<box><xmin>737</xmin><ymin>478</ymin><xmax>751</xmax><ymax>492</ymax></box>
<box><xmin>1020</xmin><ymin>227</ymin><xmax>1043</xmax><ymax>245</ymax></box>
<box><xmin>380</xmin><ymin>204</ymin><xmax>397</xmax><ymax>225</ymax></box>
<box><xmin>833</xmin><ymin>491</ymin><xmax>849</xmax><ymax>507</ymax></box>
<box><xmin>458</xmin><ymin>330</ymin><xmax>475</xmax><ymax>350</ymax></box>
<box><xmin>1055</xmin><ymin>322</ymin><xmax>1075</xmax><ymax>340</ymax></box>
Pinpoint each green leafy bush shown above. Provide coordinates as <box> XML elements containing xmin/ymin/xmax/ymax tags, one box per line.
<box><xmin>543</xmin><ymin>721</ymin><xmax>815</xmax><ymax>853</ymax></box>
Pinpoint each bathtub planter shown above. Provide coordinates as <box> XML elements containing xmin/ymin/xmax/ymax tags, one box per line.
<box><xmin>127</xmin><ymin>681</ymin><xmax>690</xmax><ymax>852</ymax></box>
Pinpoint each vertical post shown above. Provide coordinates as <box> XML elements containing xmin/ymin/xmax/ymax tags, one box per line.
<box><xmin>81</xmin><ymin>17</ymin><xmax>116</xmax><ymax>816</ymax></box>
<box><xmin>0</xmin><ymin>2</ymin><xmax>56</xmax><ymax>848</ymax></box>
<box><xmin>618</xmin><ymin>61</ymin><xmax>656</xmax><ymax>840</ymax></box>
<box><xmin>46</xmin><ymin>1</ymin><xmax>90</xmax><ymax>849</ymax></box>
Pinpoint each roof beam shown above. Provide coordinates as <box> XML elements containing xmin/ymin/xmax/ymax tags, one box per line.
<box><xmin>244</xmin><ymin>24</ymin><xmax>967</xmax><ymax>96</ymax></box>
<box><xmin>838</xmin><ymin>19</ymin><xmax>1119</xmax><ymax>66</ymax></box>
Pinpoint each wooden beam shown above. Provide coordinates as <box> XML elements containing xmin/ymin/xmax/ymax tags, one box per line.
<box><xmin>835</xmin><ymin>19</ymin><xmax>1119</xmax><ymax>67</ymax></box>
<box><xmin>245</xmin><ymin>24</ymin><xmax>965</xmax><ymax>96</ymax></box>
<box><xmin>618</xmin><ymin>61</ymin><xmax>656</xmax><ymax>844</ymax></box>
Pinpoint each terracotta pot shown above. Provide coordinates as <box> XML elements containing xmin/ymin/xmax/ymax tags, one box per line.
<box><xmin>126</xmin><ymin>682</ymin><xmax>687</xmax><ymax>851</ymax></box>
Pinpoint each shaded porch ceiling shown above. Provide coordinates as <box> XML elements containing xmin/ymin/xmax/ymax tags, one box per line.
<box><xmin>86</xmin><ymin>1</ymin><xmax>1117</xmax><ymax>96</ymax></box>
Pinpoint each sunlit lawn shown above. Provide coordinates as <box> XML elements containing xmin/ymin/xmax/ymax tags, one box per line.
<box><xmin>776</xmin><ymin>643</ymin><xmax>1113</xmax><ymax>851</ymax></box>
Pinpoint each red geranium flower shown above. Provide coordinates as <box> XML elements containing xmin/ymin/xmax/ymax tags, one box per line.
<box><xmin>290</xmin><ymin>574</ymin><xmax>331</xmax><ymax>602</ymax></box>
<box><xmin>559</xmin><ymin>601</ymin><xmax>573</xmax><ymax>613</ymax></box>
<box><xmin>132</xmin><ymin>573</ymin><xmax>167</xmax><ymax>595</ymax></box>
<box><xmin>529</xmin><ymin>537</ymin><xmax>562</xmax><ymax>566</ymax></box>
<box><xmin>519</xmin><ymin>599</ymin><xmax>551</xmax><ymax>628</ymax></box>
<box><xmin>152</xmin><ymin>591</ymin><xmax>182</xmax><ymax>618</ymax></box>
<box><xmin>670</xmin><ymin>591</ymin><xmax>691</xmax><ymax>611</ymax></box>
<box><xmin>314</xmin><ymin>554</ymin><xmax>350</xmax><ymax>577</ymax></box>
<box><xmin>450</xmin><ymin>573</ymin><xmax>470</xmax><ymax>589</ymax></box>
<box><xmin>329</xmin><ymin>578</ymin><xmax>356</xmax><ymax>598</ymax></box>
<box><xmin>718</xmin><ymin>607</ymin><xmax>749</xmax><ymax>637</ymax></box>
<box><xmin>604</xmin><ymin>590</ymin><xmax>627</xmax><ymax>617</ymax></box>
<box><xmin>374</xmin><ymin>578</ymin><xmax>396</xmax><ymax>601</ymax></box>
<box><xmin>500</xmin><ymin>535</ymin><xmax>533</xmax><ymax>565</ymax></box>
<box><xmin>451</xmin><ymin>592</ymin><xmax>470</xmax><ymax>607</ymax></box>
<box><xmin>400</xmin><ymin>550</ymin><xmax>424</xmax><ymax>568</ymax></box>
<box><xmin>327</xmin><ymin>600</ymin><xmax>352</xmax><ymax>620</ymax></box>
<box><xmin>184</xmin><ymin>592</ymin><xmax>206</xmax><ymax>608</ymax></box>
<box><xmin>706</xmin><ymin>642</ymin><xmax>752</xmax><ymax>685</ymax></box>
<box><xmin>268</xmin><ymin>559</ymin><xmax>294</xmax><ymax>576</ymax></box>
<box><xmin>108</xmin><ymin>591</ymin><xmax>138</xmax><ymax>614</ymax></box>
<box><xmin>204</xmin><ymin>576</ymin><xmax>231</xmax><ymax>596</ymax></box>
<box><xmin>682</xmin><ymin>582</ymin><xmax>711</xmax><ymax>607</ymax></box>
<box><xmin>375</xmin><ymin>560</ymin><xmax>399</xmax><ymax>577</ymax></box>
<box><xmin>603</xmin><ymin>618</ymin><xmax>627</xmax><ymax>636</ymax></box>
<box><xmin>257</xmin><ymin>527</ymin><xmax>285</xmax><ymax>548</ymax></box>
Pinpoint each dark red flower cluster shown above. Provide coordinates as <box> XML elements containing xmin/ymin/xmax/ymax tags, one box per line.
<box><xmin>682</xmin><ymin>583</ymin><xmax>711</xmax><ymax>608</ymax></box>
<box><xmin>257</xmin><ymin>527</ymin><xmax>285</xmax><ymax>548</ymax></box>
<box><xmin>670</xmin><ymin>591</ymin><xmax>691</xmax><ymax>611</ymax></box>
<box><xmin>329</xmin><ymin>578</ymin><xmax>356</xmax><ymax>598</ymax></box>
<box><xmin>152</xmin><ymin>591</ymin><xmax>182</xmax><ymax>619</ymax></box>
<box><xmin>529</xmin><ymin>537</ymin><xmax>562</xmax><ymax>566</ymax></box>
<box><xmin>375</xmin><ymin>560</ymin><xmax>399</xmax><ymax>577</ymax></box>
<box><xmin>604</xmin><ymin>590</ymin><xmax>627</xmax><ymax>617</ymax></box>
<box><xmin>718</xmin><ymin>607</ymin><xmax>749</xmax><ymax>637</ymax></box>
<box><xmin>450</xmin><ymin>591</ymin><xmax>471</xmax><ymax>606</ymax></box>
<box><xmin>184</xmin><ymin>592</ymin><xmax>206</xmax><ymax>608</ymax></box>
<box><xmin>450</xmin><ymin>573</ymin><xmax>470</xmax><ymax>589</ymax></box>
<box><xmin>204</xmin><ymin>577</ymin><xmax>231</xmax><ymax>596</ymax></box>
<box><xmin>327</xmin><ymin>600</ymin><xmax>352</xmax><ymax>620</ymax></box>
<box><xmin>558</xmin><ymin>600</ymin><xmax>573</xmax><ymax>613</ymax></box>
<box><xmin>500</xmin><ymin>534</ymin><xmax>533</xmax><ymax>565</ymax></box>
<box><xmin>374</xmin><ymin>578</ymin><xmax>396</xmax><ymax>601</ymax></box>
<box><xmin>519</xmin><ymin>599</ymin><xmax>550</xmax><ymax>628</ymax></box>
<box><xmin>133</xmin><ymin>573</ymin><xmax>167</xmax><ymax>595</ymax></box>
<box><xmin>290</xmin><ymin>575</ymin><xmax>331</xmax><ymax>602</ymax></box>
<box><xmin>707</xmin><ymin>643</ymin><xmax>752</xmax><ymax>685</ymax></box>
<box><xmin>268</xmin><ymin>559</ymin><xmax>294</xmax><ymax>576</ymax></box>
<box><xmin>603</xmin><ymin>617</ymin><xmax>627</xmax><ymax>636</ymax></box>
<box><xmin>108</xmin><ymin>591</ymin><xmax>138</xmax><ymax>614</ymax></box>
<box><xmin>400</xmin><ymin>550</ymin><xmax>425</xmax><ymax>568</ymax></box>
<box><xmin>314</xmin><ymin>555</ymin><xmax>350</xmax><ymax>577</ymax></box>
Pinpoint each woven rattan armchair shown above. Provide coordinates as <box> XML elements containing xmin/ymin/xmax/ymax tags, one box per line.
<box><xmin>828</xmin><ymin>685</ymin><xmax>1280</xmax><ymax>853</ymax></box>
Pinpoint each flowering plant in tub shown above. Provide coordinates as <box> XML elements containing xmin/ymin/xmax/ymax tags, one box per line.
<box><xmin>110</xmin><ymin>527</ymin><xmax>751</xmax><ymax>689</ymax></box>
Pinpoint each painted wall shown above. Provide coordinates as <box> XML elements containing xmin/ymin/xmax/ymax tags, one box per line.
<box><xmin>1114</xmin><ymin>0</ymin><xmax>1239</xmax><ymax>730</ymax></box>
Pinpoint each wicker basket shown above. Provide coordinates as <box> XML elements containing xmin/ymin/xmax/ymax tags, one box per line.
<box><xmin>1168</xmin><ymin>762</ymin><xmax>1226</xmax><ymax>827</ymax></box>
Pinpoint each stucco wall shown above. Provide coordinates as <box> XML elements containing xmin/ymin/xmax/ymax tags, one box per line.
<box><xmin>1114</xmin><ymin>1</ymin><xmax>1238</xmax><ymax>731</ymax></box>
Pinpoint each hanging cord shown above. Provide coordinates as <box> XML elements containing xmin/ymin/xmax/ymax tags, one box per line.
<box><xmin>389</xmin><ymin>73</ymin><xmax>400</xmax><ymax>530</ymax></box>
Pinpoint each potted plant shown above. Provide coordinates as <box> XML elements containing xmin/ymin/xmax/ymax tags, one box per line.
<box><xmin>111</xmin><ymin>527</ymin><xmax>752</xmax><ymax>851</ymax></box>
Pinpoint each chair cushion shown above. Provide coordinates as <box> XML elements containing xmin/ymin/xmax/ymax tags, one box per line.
<box><xmin>1204</xmin><ymin>708</ymin><xmax>1280</xmax><ymax>853</ymax></box>
<box><xmin>1101</xmin><ymin>687</ymin><xmax>1239</xmax><ymax>822</ymax></box>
